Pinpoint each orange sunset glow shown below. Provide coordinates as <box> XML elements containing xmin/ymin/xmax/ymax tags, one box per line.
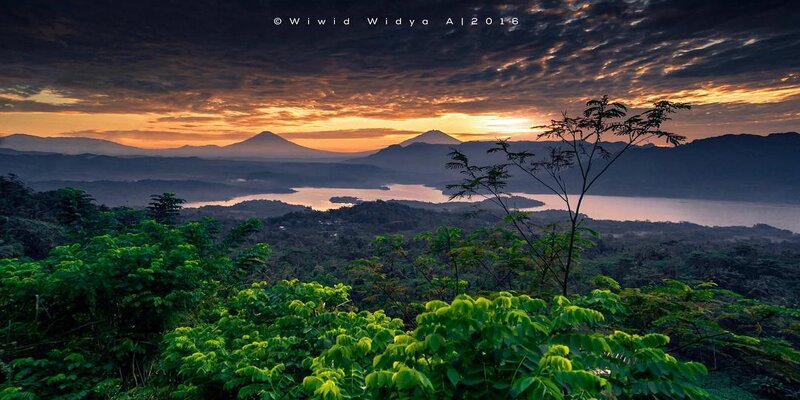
<box><xmin>1</xmin><ymin>1</ymin><xmax>798</xmax><ymax>152</ymax></box>
<box><xmin>0</xmin><ymin>110</ymin><xmax>542</xmax><ymax>151</ymax></box>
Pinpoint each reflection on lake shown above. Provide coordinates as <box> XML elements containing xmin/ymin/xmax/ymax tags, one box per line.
<box><xmin>186</xmin><ymin>184</ymin><xmax>800</xmax><ymax>233</ymax></box>
<box><xmin>186</xmin><ymin>185</ymin><xmax>453</xmax><ymax>210</ymax></box>
<box><xmin>515</xmin><ymin>193</ymin><xmax>800</xmax><ymax>233</ymax></box>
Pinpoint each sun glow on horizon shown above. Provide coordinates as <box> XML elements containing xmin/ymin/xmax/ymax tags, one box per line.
<box><xmin>0</xmin><ymin>110</ymin><xmax>545</xmax><ymax>151</ymax></box>
<box><xmin>1</xmin><ymin>81</ymin><xmax>798</xmax><ymax>151</ymax></box>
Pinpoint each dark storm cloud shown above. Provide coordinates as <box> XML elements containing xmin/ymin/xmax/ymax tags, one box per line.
<box><xmin>0</xmin><ymin>0</ymin><xmax>798</xmax><ymax>134</ymax></box>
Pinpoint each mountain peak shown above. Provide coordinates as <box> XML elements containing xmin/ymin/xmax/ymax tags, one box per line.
<box><xmin>400</xmin><ymin>130</ymin><xmax>461</xmax><ymax>146</ymax></box>
<box><xmin>219</xmin><ymin>130</ymin><xmax>347</xmax><ymax>158</ymax></box>
<box><xmin>239</xmin><ymin>131</ymin><xmax>288</xmax><ymax>144</ymax></box>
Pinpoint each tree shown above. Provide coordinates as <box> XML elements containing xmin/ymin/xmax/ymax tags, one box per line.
<box><xmin>0</xmin><ymin>219</ymin><xmax>267</xmax><ymax>398</ymax></box>
<box><xmin>0</xmin><ymin>174</ymin><xmax>35</xmax><ymax>217</ymax></box>
<box><xmin>448</xmin><ymin>96</ymin><xmax>690</xmax><ymax>295</ymax></box>
<box><xmin>615</xmin><ymin>279</ymin><xmax>800</xmax><ymax>398</ymax></box>
<box><xmin>348</xmin><ymin>227</ymin><xmax>537</xmax><ymax>321</ymax></box>
<box><xmin>146</xmin><ymin>193</ymin><xmax>186</xmax><ymax>225</ymax></box>
<box><xmin>49</xmin><ymin>188</ymin><xmax>96</xmax><ymax>228</ymax></box>
<box><xmin>307</xmin><ymin>288</ymin><xmax>712</xmax><ymax>399</ymax></box>
<box><xmin>161</xmin><ymin>280</ymin><xmax>403</xmax><ymax>399</ymax></box>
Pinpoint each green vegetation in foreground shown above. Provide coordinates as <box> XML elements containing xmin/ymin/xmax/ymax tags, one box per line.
<box><xmin>0</xmin><ymin>212</ymin><xmax>798</xmax><ymax>399</ymax></box>
<box><xmin>0</xmin><ymin>218</ymin><xmax>710</xmax><ymax>399</ymax></box>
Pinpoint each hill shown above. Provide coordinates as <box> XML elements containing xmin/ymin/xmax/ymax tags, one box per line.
<box><xmin>349</xmin><ymin>132</ymin><xmax>800</xmax><ymax>203</ymax></box>
<box><xmin>594</xmin><ymin>132</ymin><xmax>800</xmax><ymax>202</ymax></box>
<box><xmin>181</xmin><ymin>199</ymin><xmax>310</xmax><ymax>220</ymax></box>
<box><xmin>0</xmin><ymin>134</ymin><xmax>148</xmax><ymax>156</ymax></box>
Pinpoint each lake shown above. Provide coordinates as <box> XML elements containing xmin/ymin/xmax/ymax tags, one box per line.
<box><xmin>186</xmin><ymin>184</ymin><xmax>800</xmax><ymax>233</ymax></box>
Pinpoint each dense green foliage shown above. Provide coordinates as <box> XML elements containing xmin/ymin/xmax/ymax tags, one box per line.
<box><xmin>358</xmin><ymin>290</ymin><xmax>710</xmax><ymax>399</ymax></box>
<box><xmin>589</xmin><ymin>243</ymin><xmax>800</xmax><ymax>308</ymax></box>
<box><xmin>1</xmin><ymin>175</ymin><xmax>143</xmax><ymax>258</ymax></box>
<box><xmin>1</xmin><ymin>178</ymin><xmax>799</xmax><ymax>399</ymax></box>
<box><xmin>0</xmin><ymin>213</ymin><xmax>270</xmax><ymax>398</ymax></box>
<box><xmin>160</xmin><ymin>280</ymin><xmax>403</xmax><ymax>399</ymax></box>
<box><xmin>616</xmin><ymin>281</ymin><xmax>800</xmax><ymax>397</ymax></box>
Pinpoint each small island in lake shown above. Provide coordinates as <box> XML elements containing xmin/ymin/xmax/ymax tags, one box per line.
<box><xmin>330</xmin><ymin>196</ymin><xmax>363</xmax><ymax>204</ymax></box>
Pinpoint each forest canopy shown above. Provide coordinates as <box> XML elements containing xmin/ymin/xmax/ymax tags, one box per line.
<box><xmin>1</xmin><ymin>173</ymin><xmax>798</xmax><ymax>399</ymax></box>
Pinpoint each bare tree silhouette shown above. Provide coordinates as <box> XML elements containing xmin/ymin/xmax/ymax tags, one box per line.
<box><xmin>447</xmin><ymin>96</ymin><xmax>690</xmax><ymax>295</ymax></box>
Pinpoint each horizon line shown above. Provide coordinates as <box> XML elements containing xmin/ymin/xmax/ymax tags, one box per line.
<box><xmin>1</xmin><ymin>130</ymin><xmax>798</xmax><ymax>154</ymax></box>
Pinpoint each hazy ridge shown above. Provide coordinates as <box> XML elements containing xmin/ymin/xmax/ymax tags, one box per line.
<box><xmin>1</xmin><ymin>131</ymin><xmax>798</xmax><ymax>206</ymax></box>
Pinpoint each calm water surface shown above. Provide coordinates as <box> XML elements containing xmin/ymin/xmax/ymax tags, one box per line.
<box><xmin>186</xmin><ymin>184</ymin><xmax>800</xmax><ymax>233</ymax></box>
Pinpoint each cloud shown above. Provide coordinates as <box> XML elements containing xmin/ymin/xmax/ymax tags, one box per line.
<box><xmin>152</xmin><ymin>115</ymin><xmax>223</xmax><ymax>123</ymax></box>
<box><xmin>279</xmin><ymin>128</ymin><xmax>418</xmax><ymax>140</ymax></box>
<box><xmin>57</xmin><ymin>129</ymin><xmax>252</xmax><ymax>143</ymax></box>
<box><xmin>0</xmin><ymin>0</ymin><xmax>797</xmax><ymax>140</ymax></box>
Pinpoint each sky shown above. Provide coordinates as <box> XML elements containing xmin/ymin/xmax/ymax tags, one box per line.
<box><xmin>0</xmin><ymin>0</ymin><xmax>798</xmax><ymax>152</ymax></box>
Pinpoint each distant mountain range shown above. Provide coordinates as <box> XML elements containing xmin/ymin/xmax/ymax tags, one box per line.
<box><xmin>349</xmin><ymin>132</ymin><xmax>800</xmax><ymax>203</ymax></box>
<box><xmin>0</xmin><ymin>131</ymin><xmax>360</xmax><ymax>160</ymax></box>
<box><xmin>0</xmin><ymin>130</ymin><xmax>459</xmax><ymax>160</ymax></box>
<box><xmin>0</xmin><ymin>148</ymin><xmax>421</xmax><ymax>206</ymax></box>
<box><xmin>1</xmin><ymin>130</ymin><xmax>799</xmax><ymax>205</ymax></box>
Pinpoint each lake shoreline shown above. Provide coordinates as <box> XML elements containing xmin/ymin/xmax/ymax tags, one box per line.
<box><xmin>184</xmin><ymin>184</ymin><xmax>800</xmax><ymax>233</ymax></box>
